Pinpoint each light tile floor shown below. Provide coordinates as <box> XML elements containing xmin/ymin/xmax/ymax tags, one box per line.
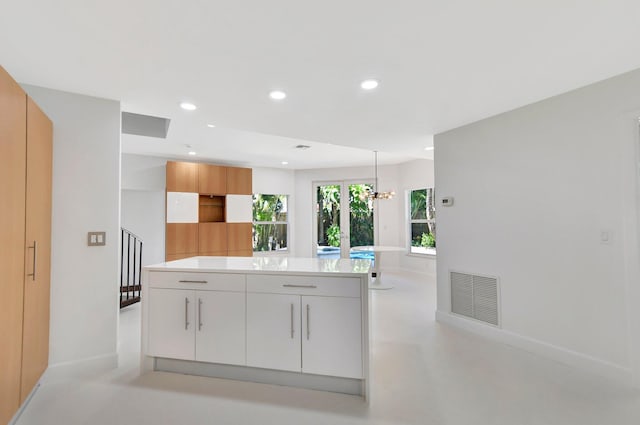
<box><xmin>15</xmin><ymin>271</ymin><xmax>640</xmax><ymax>425</ymax></box>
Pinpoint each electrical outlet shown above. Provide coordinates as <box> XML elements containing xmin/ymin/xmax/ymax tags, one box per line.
<box><xmin>88</xmin><ymin>231</ymin><xmax>106</xmax><ymax>246</ymax></box>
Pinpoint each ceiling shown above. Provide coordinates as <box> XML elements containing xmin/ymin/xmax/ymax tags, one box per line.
<box><xmin>2</xmin><ymin>1</ymin><xmax>640</xmax><ymax>168</ymax></box>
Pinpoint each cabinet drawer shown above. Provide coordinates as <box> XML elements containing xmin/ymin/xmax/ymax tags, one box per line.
<box><xmin>148</xmin><ymin>271</ymin><xmax>245</xmax><ymax>291</ymax></box>
<box><xmin>246</xmin><ymin>274</ymin><xmax>361</xmax><ymax>298</ymax></box>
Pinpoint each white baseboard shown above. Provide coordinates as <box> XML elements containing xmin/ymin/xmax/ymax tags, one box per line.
<box><xmin>383</xmin><ymin>266</ymin><xmax>435</xmax><ymax>279</ymax></box>
<box><xmin>8</xmin><ymin>382</ymin><xmax>40</xmax><ymax>425</ymax></box>
<box><xmin>435</xmin><ymin>310</ymin><xmax>632</xmax><ymax>385</ymax></box>
<box><xmin>43</xmin><ymin>352</ymin><xmax>118</xmax><ymax>382</ymax></box>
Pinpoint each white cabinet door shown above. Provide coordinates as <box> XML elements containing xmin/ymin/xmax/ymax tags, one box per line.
<box><xmin>301</xmin><ymin>296</ymin><xmax>363</xmax><ymax>379</ymax></box>
<box><xmin>147</xmin><ymin>288</ymin><xmax>195</xmax><ymax>360</ymax></box>
<box><xmin>195</xmin><ymin>290</ymin><xmax>246</xmax><ymax>365</ymax></box>
<box><xmin>166</xmin><ymin>192</ymin><xmax>199</xmax><ymax>223</ymax></box>
<box><xmin>225</xmin><ymin>194</ymin><xmax>252</xmax><ymax>223</ymax></box>
<box><xmin>247</xmin><ymin>293</ymin><xmax>301</xmax><ymax>372</ymax></box>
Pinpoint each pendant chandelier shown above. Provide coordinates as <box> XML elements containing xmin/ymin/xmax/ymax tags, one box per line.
<box><xmin>361</xmin><ymin>151</ymin><xmax>395</xmax><ymax>200</ymax></box>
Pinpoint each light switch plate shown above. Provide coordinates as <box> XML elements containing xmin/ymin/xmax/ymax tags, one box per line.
<box><xmin>88</xmin><ymin>231</ymin><xmax>106</xmax><ymax>246</ymax></box>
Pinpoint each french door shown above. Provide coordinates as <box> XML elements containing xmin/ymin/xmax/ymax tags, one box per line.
<box><xmin>313</xmin><ymin>180</ymin><xmax>375</xmax><ymax>259</ymax></box>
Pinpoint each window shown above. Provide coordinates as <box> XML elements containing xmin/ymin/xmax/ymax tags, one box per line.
<box><xmin>252</xmin><ymin>194</ymin><xmax>288</xmax><ymax>252</ymax></box>
<box><xmin>409</xmin><ymin>188</ymin><xmax>436</xmax><ymax>255</ymax></box>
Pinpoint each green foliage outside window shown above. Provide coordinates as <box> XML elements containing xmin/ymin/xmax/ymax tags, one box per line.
<box><xmin>316</xmin><ymin>184</ymin><xmax>374</xmax><ymax>248</ymax></box>
<box><xmin>253</xmin><ymin>194</ymin><xmax>288</xmax><ymax>251</ymax></box>
<box><xmin>410</xmin><ymin>188</ymin><xmax>436</xmax><ymax>252</ymax></box>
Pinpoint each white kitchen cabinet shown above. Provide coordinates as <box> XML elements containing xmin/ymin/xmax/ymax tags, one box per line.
<box><xmin>301</xmin><ymin>296</ymin><xmax>362</xmax><ymax>379</ymax></box>
<box><xmin>246</xmin><ymin>291</ymin><xmax>362</xmax><ymax>379</ymax></box>
<box><xmin>148</xmin><ymin>288</ymin><xmax>195</xmax><ymax>360</ymax></box>
<box><xmin>142</xmin><ymin>257</ymin><xmax>370</xmax><ymax>398</ymax></box>
<box><xmin>148</xmin><ymin>287</ymin><xmax>246</xmax><ymax>365</ymax></box>
<box><xmin>246</xmin><ymin>293</ymin><xmax>301</xmax><ymax>372</ymax></box>
<box><xmin>196</xmin><ymin>290</ymin><xmax>245</xmax><ymax>365</ymax></box>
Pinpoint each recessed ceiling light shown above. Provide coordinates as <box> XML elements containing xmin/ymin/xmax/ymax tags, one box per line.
<box><xmin>188</xmin><ymin>151</ymin><xmax>196</xmax><ymax>156</ymax></box>
<box><xmin>281</xmin><ymin>161</ymin><xmax>289</xmax><ymax>165</ymax></box>
<box><xmin>269</xmin><ymin>90</ymin><xmax>287</xmax><ymax>100</ymax></box>
<box><xmin>360</xmin><ymin>79</ymin><xmax>379</xmax><ymax>90</ymax></box>
<box><xmin>207</xmin><ymin>124</ymin><xmax>215</xmax><ymax>128</ymax></box>
<box><xmin>424</xmin><ymin>147</ymin><xmax>434</xmax><ymax>151</ymax></box>
<box><xmin>180</xmin><ymin>102</ymin><xmax>197</xmax><ymax>111</ymax></box>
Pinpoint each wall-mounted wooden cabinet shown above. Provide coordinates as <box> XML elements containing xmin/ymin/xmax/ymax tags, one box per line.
<box><xmin>198</xmin><ymin>195</ymin><xmax>225</xmax><ymax>223</ymax></box>
<box><xmin>227</xmin><ymin>167</ymin><xmax>252</xmax><ymax>195</ymax></box>
<box><xmin>165</xmin><ymin>161</ymin><xmax>253</xmax><ymax>261</ymax></box>
<box><xmin>199</xmin><ymin>222</ymin><xmax>228</xmax><ymax>256</ymax></box>
<box><xmin>0</xmin><ymin>66</ymin><xmax>52</xmax><ymax>425</ymax></box>
<box><xmin>166</xmin><ymin>223</ymin><xmax>198</xmax><ymax>259</ymax></box>
<box><xmin>227</xmin><ymin>223</ymin><xmax>253</xmax><ymax>256</ymax></box>
<box><xmin>198</xmin><ymin>163</ymin><xmax>226</xmax><ymax>195</ymax></box>
<box><xmin>166</xmin><ymin>161</ymin><xmax>198</xmax><ymax>193</ymax></box>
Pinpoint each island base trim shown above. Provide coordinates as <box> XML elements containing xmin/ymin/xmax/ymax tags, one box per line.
<box><xmin>155</xmin><ymin>358</ymin><xmax>365</xmax><ymax>397</ymax></box>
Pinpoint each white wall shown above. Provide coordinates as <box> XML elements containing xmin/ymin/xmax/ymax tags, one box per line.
<box><xmin>121</xmin><ymin>190</ymin><xmax>165</xmax><ymax>266</ymax></box>
<box><xmin>120</xmin><ymin>154</ymin><xmax>167</xmax><ymax>266</ymax></box>
<box><xmin>22</xmin><ymin>85</ymin><xmax>121</xmax><ymax>370</ymax></box>
<box><xmin>434</xmin><ymin>68</ymin><xmax>640</xmax><ymax>383</ymax></box>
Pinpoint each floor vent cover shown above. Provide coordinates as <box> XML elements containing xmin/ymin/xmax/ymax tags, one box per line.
<box><xmin>450</xmin><ymin>271</ymin><xmax>499</xmax><ymax>326</ymax></box>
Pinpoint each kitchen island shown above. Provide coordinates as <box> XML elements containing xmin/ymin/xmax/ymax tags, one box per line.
<box><xmin>141</xmin><ymin>256</ymin><xmax>371</xmax><ymax>399</ymax></box>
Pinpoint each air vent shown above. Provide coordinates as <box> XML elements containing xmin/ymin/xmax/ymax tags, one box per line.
<box><xmin>122</xmin><ymin>112</ymin><xmax>171</xmax><ymax>138</ymax></box>
<box><xmin>450</xmin><ymin>271</ymin><xmax>499</xmax><ymax>326</ymax></box>
<box><xmin>295</xmin><ymin>144</ymin><xmax>311</xmax><ymax>149</ymax></box>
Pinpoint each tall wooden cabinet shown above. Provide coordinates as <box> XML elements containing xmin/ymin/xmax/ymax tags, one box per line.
<box><xmin>165</xmin><ymin>161</ymin><xmax>253</xmax><ymax>261</ymax></box>
<box><xmin>0</xmin><ymin>66</ymin><xmax>52</xmax><ymax>425</ymax></box>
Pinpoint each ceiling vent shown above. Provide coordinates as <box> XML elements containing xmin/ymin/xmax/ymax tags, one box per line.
<box><xmin>450</xmin><ymin>271</ymin><xmax>499</xmax><ymax>326</ymax></box>
<box><xmin>295</xmin><ymin>144</ymin><xmax>311</xmax><ymax>149</ymax></box>
<box><xmin>122</xmin><ymin>112</ymin><xmax>171</xmax><ymax>139</ymax></box>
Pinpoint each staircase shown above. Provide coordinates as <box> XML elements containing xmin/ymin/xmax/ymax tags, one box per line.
<box><xmin>120</xmin><ymin>228</ymin><xmax>142</xmax><ymax>308</ymax></box>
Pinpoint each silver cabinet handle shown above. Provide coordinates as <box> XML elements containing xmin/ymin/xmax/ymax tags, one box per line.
<box><xmin>198</xmin><ymin>298</ymin><xmax>203</xmax><ymax>331</ymax></box>
<box><xmin>27</xmin><ymin>241</ymin><xmax>37</xmax><ymax>281</ymax></box>
<box><xmin>306</xmin><ymin>304</ymin><xmax>310</xmax><ymax>340</ymax></box>
<box><xmin>290</xmin><ymin>303</ymin><xmax>294</xmax><ymax>339</ymax></box>
<box><xmin>282</xmin><ymin>284</ymin><xmax>317</xmax><ymax>288</ymax></box>
<box><xmin>185</xmin><ymin>297</ymin><xmax>190</xmax><ymax>330</ymax></box>
<box><xmin>179</xmin><ymin>280</ymin><xmax>207</xmax><ymax>284</ymax></box>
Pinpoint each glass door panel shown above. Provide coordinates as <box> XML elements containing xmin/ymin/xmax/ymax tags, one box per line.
<box><xmin>316</xmin><ymin>184</ymin><xmax>342</xmax><ymax>259</ymax></box>
<box><xmin>314</xmin><ymin>181</ymin><xmax>375</xmax><ymax>260</ymax></box>
<box><xmin>348</xmin><ymin>183</ymin><xmax>374</xmax><ymax>261</ymax></box>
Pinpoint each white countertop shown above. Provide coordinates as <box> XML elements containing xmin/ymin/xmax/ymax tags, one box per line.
<box><xmin>144</xmin><ymin>256</ymin><xmax>371</xmax><ymax>276</ymax></box>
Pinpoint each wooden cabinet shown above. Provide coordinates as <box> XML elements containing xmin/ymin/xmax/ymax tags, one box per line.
<box><xmin>0</xmin><ymin>65</ymin><xmax>28</xmax><ymax>425</ymax></box>
<box><xmin>166</xmin><ymin>161</ymin><xmax>198</xmax><ymax>192</ymax></box>
<box><xmin>20</xmin><ymin>98</ymin><xmax>53</xmax><ymax>401</ymax></box>
<box><xmin>0</xmin><ymin>66</ymin><xmax>52</xmax><ymax>424</ymax></box>
<box><xmin>227</xmin><ymin>223</ymin><xmax>252</xmax><ymax>256</ymax></box>
<box><xmin>198</xmin><ymin>163</ymin><xmax>226</xmax><ymax>195</ymax></box>
<box><xmin>226</xmin><ymin>167</ymin><xmax>252</xmax><ymax>195</ymax></box>
<box><xmin>166</xmin><ymin>161</ymin><xmax>253</xmax><ymax>261</ymax></box>
<box><xmin>246</xmin><ymin>293</ymin><xmax>301</xmax><ymax>372</ymax></box>
<box><xmin>199</xmin><ymin>223</ymin><xmax>227</xmax><ymax>256</ymax></box>
<box><xmin>198</xmin><ymin>195</ymin><xmax>225</xmax><ymax>223</ymax></box>
<box><xmin>166</xmin><ymin>223</ymin><xmax>198</xmax><ymax>259</ymax></box>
